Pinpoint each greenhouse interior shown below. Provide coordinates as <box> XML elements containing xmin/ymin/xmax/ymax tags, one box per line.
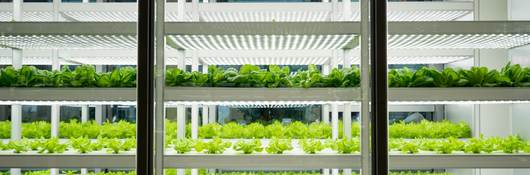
<box><xmin>1</xmin><ymin>0</ymin><xmax>530</xmax><ymax>174</ymax></box>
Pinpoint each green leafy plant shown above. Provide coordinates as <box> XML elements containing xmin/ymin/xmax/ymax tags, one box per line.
<box><xmin>199</xmin><ymin>123</ymin><xmax>222</xmax><ymax>138</ymax></box>
<box><xmin>328</xmin><ymin>138</ymin><xmax>360</xmax><ymax>154</ymax></box>
<box><xmin>243</xmin><ymin>123</ymin><xmax>266</xmax><ymax>139</ymax></box>
<box><xmin>172</xmin><ymin>139</ymin><xmax>195</xmax><ymax>154</ymax></box>
<box><xmin>299</xmin><ymin>139</ymin><xmax>325</xmax><ymax>154</ymax></box>
<box><xmin>220</xmin><ymin>122</ymin><xmax>244</xmax><ymax>138</ymax></box>
<box><xmin>436</xmin><ymin>138</ymin><xmax>464</xmax><ymax>154</ymax></box>
<box><xmin>194</xmin><ymin>138</ymin><xmax>231</xmax><ymax>154</ymax></box>
<box><xmin>458</xmin><ymin>67</ymin><xmax>499</xmax><ymax>87</ymax></box>
<box><xmin>497</xmin><ymin>62</ymin><xmax>530</xmax><ymax>87</ymax></box>
<box><xmin>400</xmin><ymin>141</ymin><xmax>419</xmax><ymax>154</ymax></box>
<box><xmin>284</xmin><ymin>121</ymin><xmax>308</xmax><ymax>139</ymax></box>
<box><xmin>70</xmin><ymin>137</ymin><xmax>95</xmax><ymax>153</ymax></box>
<box><xmin>7</xmin><ymin>140</ymin><xmax>28</xmax><ymax>153</ymax></box>
<box><xmin>498</xmin><ymin>135</ymin><xmax>525</xmax><ymax>153</ymax></box>
<box><xmin>233</xmin><ymin>139</ymin><xmax>263</xmax><ymax>154</ymax></box>
<box><xmin>38</xmin><ymin>138</ymin><xmax>67</xmax><ymax>153</ymax></box>
<box><xmin>265</xmin><ymin>138</ymin><xmax>293</xmax><ymax>154</ymax></box>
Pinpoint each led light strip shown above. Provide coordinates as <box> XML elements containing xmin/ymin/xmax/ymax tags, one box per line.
<box><xmin>0</xmin><ymin>35</ymin><xmax>136</xmax><ymax>49</ymax></box>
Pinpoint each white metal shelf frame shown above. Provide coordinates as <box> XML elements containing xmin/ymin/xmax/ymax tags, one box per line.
<box><xmin>1</xmin><ymin>87</ymin><xmax>530</xmax><ymax>104</ymax></box>
<box><xmin>0</xmin><ymin>153</ymin><xmax>529</xmax><ymax>169</ymax></box>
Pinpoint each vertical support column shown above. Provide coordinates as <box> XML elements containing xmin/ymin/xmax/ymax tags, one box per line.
<box><xmin>95</xmin><ymin>66</ymin><xmax>104</xmax><ymax>125</ymax></box>
<box><xmin>10</xmin><ymin>49</ymin><xmax>22</xmax><ymax>175</ymax></box>
<box><xmin>81</xmin><ymin>105</ymin><xmax>89</xmax><ymax>123</ymax></box>
<box><xmin>322</xmin><ymin>104</ymin><xmax>330</xmax><ymax>124</ymax></box>
<box><xmin>52</xmin><ymin>0</ymin><xmax>60</xmax><ymax>21</ymax></box>
<box><xmin>208</xmin><ymin>105</ymin><xmax>217</xmax><ymax>123</ymax></box>
<box><xmin>202</xmin><ymin>105</ymin><xmax>209</xmax><ymax>125</ymax></box>
<box><xmin>177</xmin><ymin>0</ymin><xmax>186</xmax><ymax>21</ymax></box>
<box><xmin>10</xmin><ymin>105</ymin><xmax>22</xmax><ymax>140</ymax></box>
<box><xmin>331</xmin><ymin>104</ymin><xmax>339</xmax><ymax>139</ymax></box>
<box><xmin>202</xmin><ymin>62</ymin><xmax>209</xmax><ymax>73</ymax></box>
<box><xmin>343</xmin><ymin>49</ymin><xmax>352</xmax><ymax>68</ymax></box>
<box><xmin>192</xmin><ymin>51</ymin><xmax>199</xmax><ymax>72</ymax></box>
<box><xmin>177</xmin><ymin>105</ymin><xmax>186</xmax><ymax>138</ymax></box>
<box><xmin>343</xmin><ymin>103</ymin><xmax>352</xmax><ymax>139</ymax></box>
<box><xmin>12</xmin><ymin>0</ymin><xmax>21</xmax><ymax>21</ymax></box>
<box><xmin>360</xmin><ymin>0</ymin><xmax>371</xmax><ymax>171</ymax></box>
<box><xmin>176</xmin><ymin>105</ymin><xmax>186</xmax><ymax>175</ymax></box>
<box><xmin>178</xmin><ymin>50</ymin><xmax>186</xmax><ymax>70</ymax></box>
<box><xmin>191</xmin><ymin>104</ymin><xmax>199</xmax><ymax>139</ymax></box>
<box><xmin>155</xmin><ymin>0</ymin><xmax>166</xmax><ymax>173</ymax></box>
<box><xmin>51</xmin><ymin>105</ymin><xmax>60</xmax><ymax>137</ymax></box>
<box><xmin>342</xmin><ymin>0</ymin><xmax>352</xmax><ymax>21</ymax></box>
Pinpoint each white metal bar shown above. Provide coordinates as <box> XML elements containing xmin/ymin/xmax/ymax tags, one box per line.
<box><xmin>177</xmin><ymin>105</ymin><xmax>186</xmax><ymax>139</ymax></box>
<box><xmin>11</xmin><ymin>49</ymin><xmax>22</xmax><ymax>69</ymax></box>
<box><xmin>202</xmin><ymin>105</ymin><xmax>209</xmax><ymax>125</ymax></box>
<box><xmin>208</xmin><ymin>105</ymin><xmax>216</xmax><ymax>123</ymax></box>
<box><xmin>360</xmin><ymin>0</ymin><xmax>370</xmax><ymax>173</ymax></box>
<box><xmin>343</xmin><ymin>103</ymin><xmax>352</xmax><ymax>139</ymax></box>
<box><xmin>95</xmin><ymin>105</ymin><xmax>103</xmax><ymax>124</ymax></box>
<box><xmin>343</xmin><ymin>49</ymin><xmax>352</xmax><ymax>68</ymax></box>
<box><xmin>10</xmin><ymin>104</ymin><xmax>22</xmax><ymax>140</ymax></box>
<box><xmin>331</xmin><ymin>104</ymin><xmax>339</xmax><ymax>139</ymax></box>
<box><xmin>342</xmin><ymin>0</ymin><xmax>352</xmax><ymax>21</ymax></box>
<box><xmin>322</xmin><ymin>104</ymin><xmax>330</xmax><ymax>124</ymax></box>
<box><xmin>80</xmin><ymin>169</ymin><xmax>88</xmax><ymax>175</ymax></box>
<box><xmin>191</xmin><ymin>104</ymin><xmax>199</xmax><ymax>139</ymax></box>
<box><xmin>178</xmin><ymin>50</ymin><xmax>186</xmax><ymax>70</ymax></box>
<box><xmin>202</xmin><ymin>63</ymin><xmax>208</xmax><ymax>73</ymax></box>
<box><xmin>52</xmin><ymin>0</ymin><xmax>60</xmax><ymax>21</ymax></box>
<box><xmin>155</xmin><ymin>0</ymin><xmax>166</xmax><ymax>173</ymax></box>
<box><xmin>51</xmin><ymin>105</ymin><xmax>60</xmax><ymax>137</ymax></box>
<box><xmin>81</xmin><ymin>105</ymin><xmax>89</xmax><ymax>123</ymax></box>
<box><xmin>177</xmin><ymin>0</ymin><xmax>185</xmax><ymax>21</ymax></box>
<box><xmin>12</xmin><ymin>0</ymin><xmax>21</xmax><ymax>21</ymax></box>
<box><xmin>51</xmin><ymin>49</ymin><xmax>60</xmax><ymax>70</ymax></box>
<box><xmin>10</xmin><ymin>169</ymin><xmax>21</xmax><ymax>175</ymax></box>
<box><xmin>191</xmin><ymin>52</ymin><xmax>199</xmax><ymax>72</ymax></box>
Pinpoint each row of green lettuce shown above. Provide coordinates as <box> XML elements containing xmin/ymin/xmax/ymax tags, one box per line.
<box><xmin>1</xmin><ymin>63</ymin><xmax>529</xmax><ymax>88</ymax></box>
<box><xmin>170</xmin><ymin>136</ymin><xmax>530</xmax><ymax>155</ymax></box>
<box><xmin>0</xmin><ymin>120</ymin><xmax>470</xmax><ymax>139</ymax></box>
<box><xmin>1</xmin><ymin>135</ymin><xmax>529</xmax><ymax>155</ymax></box>
<box><xmin>3</xmin><ymin>169</ymin><xmax>454</xmax><ymax>175</ymax></box>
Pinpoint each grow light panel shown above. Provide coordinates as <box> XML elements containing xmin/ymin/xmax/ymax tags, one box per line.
<box><xmin>167</xmin><ymin>35</ymin><xmax>355</xmax><ymax>50</ymax></box>
<box><xmin>62</xmin><ymin>11</ymin><xmax>138</xmax><ymax>22</ymax></box>
<box><xmin>348</xmin><ymin>56</ymin><xmax>471</xmax><ymax>65</ymax></box>
<box><xmin>66</xmin><ymin>56</ymin><xmax>137</xmax><ymax>65</ymax></box>
<box><xmin>200</xmin><ymin>57</ymin><xmax>329</xmax><ymax>65</ymax></box>
<box><xmin>390</xmin><ymin>101</ymin><xmax>530</xmax><ymax>105</ymax></box>
<box><xmin>199</xmin><ymin>11</ymin><xmax>330</xmax><ymax>22</ymax></box>
<box><xmin>0</xmin><ymin>100</ymin><xmax>135</xmax><ymax>105</ymax></box>
<box><xmin>388</xmin><ymin>34</ymin><xmax>530</xmax><ymax>49</ymax></box>
<box><xmin>386</xmin><ymin>10</ymin><xmax>469</xmax><ymax>21</ymax></box>
<box><xmin>0</xmin><ymin>35</ymin><xmax>136</xmax><ymax>49</ymax></box>
<box><xmin>0</xmin><ymin>56</ymin><xmax>52</xmax><ymax>65</ymax></box>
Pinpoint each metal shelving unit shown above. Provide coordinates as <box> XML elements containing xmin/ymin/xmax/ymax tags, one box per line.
<box><xmin>2</xmin><ymin>153</ymin><xmax>529</xmax><ymax>169</ymax></box>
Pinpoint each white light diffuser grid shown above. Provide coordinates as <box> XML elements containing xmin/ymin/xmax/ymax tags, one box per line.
<box><xmin>168</xmin><ymin>35</ymin><xmax>354</xmax><ymax>50</ymax></box>
<box><xmin>388</xmin><ymin>34</ymin><xmax>530</xmax><ymax>49</ymax></box>
<box><xmin>0</xmin><ymin>35</ymin><xmax>136</xmax><ymax>49</ymax></box>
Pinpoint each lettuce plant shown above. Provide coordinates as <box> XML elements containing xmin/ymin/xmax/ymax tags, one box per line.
<box><xmin>233</xmin><ymin>139</ymin><xmax>263</xmax><ymax>154</ymax></box>
<box><xmin>299</xmin><ymin>139</ymin><xmax>325</xmax><ymax>154</ymax></box>
<box><xmin>7</xmin><ymin>140</ymin><xmax>28</xmax><ymax>153</ymax></box>
<box><xmin>400</xmin><ymin>141</ymin><xmax>419</xmax><ymax>154</ymax></box>
<box><xmin>194</xmin><ymin>138</ymin><xmax>231</xmax><ymax>154</ymax></box>
<box><xmin>220</xmin><ymin>122</ymin><xmax>244</xmax><ymax>138</ymax></box>
<box><xmin>70</xmin><ymin>137</ymin><xmax>94</xmax><ymax>153</ymax></box>
<box><xmin>38</xmin><ymin>138</ymin><xmax>67</xmax><ymax>153</ymax></box>
<box><xmin>172</xmin><ymin>139</ymin><xmax>195</xmax><ymax>154</ymax></box>
<box><xmin>284</xmin><ymin>121</ymin><xmax>308</xmax><ymax>139</ymax></box>
<box><xmin>199</xmin><ymin>123</ymin><xmax>222</xmax><ymax>138</ymax></box>
<box><xmin>328</xmin><ymin>138</ymin><xmax>359</xmax><ymax>154</ymax></box>
<box><xmin>498</xmin><ymin>135</ymin><xmax>525</xmax><ymax>153</ymax></box>
<box><xmin>265</xmin><ymin>138</ymin><xmax>293</xmax><ymax>154</ymax></box>
<box><xmin>243</xmin><ymin>123</ymin><xmax>266</xmax><ymax>139</ymax></box>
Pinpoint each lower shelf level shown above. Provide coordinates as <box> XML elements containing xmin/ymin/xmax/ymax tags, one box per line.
<box><xmin>1</xmin><ymin>153</ymin><xmax>529</xmax><ymax>169</ymax></box>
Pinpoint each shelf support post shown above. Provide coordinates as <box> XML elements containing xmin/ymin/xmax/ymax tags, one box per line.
<box><xmin>192</xmin><ymin>51</ymin><xmax>199</xmax><ymax>72</ymax></box>
<box><xmin>178</xmin><ymin>49</ymin><xmax>186</xmax><ymax>70</ymax></box>
<box><xmin>177</xmin><ymin>0</ymin><xmax>186</xmax><ymax>21</ymax></box>
<box><xmin>191</xmin><ymin>104</ymin><xmax>199</xmax><ymax>139</ymax></box>
<box><xmin>360</xmin><ymin>0</ymin><xmax>370</xmax><ymax>173</ymax></box>
<box><xmin>177</xmin><ymin>104</ymin><xmax>186</xmax><ymax>139</ymax></box>
<box><xmin>95</xmin><ymin>66</ymin><xmax>104</xmax><ymax>125</ymax></box>
<box><xmin>208</xmin><ymin>105</ymin><xmax>216</xmax><ymax>123</ymax></box>
<box><xmin>81</xmin><ymin>105</ymin><xmax>89</xmax><ymax>123</ymax></box>
<box><xmin>343</xmin><ymin>103</ymin><xmax>352</xmax><ymax>139</ymax></box>
<box><xmin>343</xmin><ymin>49</ymin><xmax>352</xmax><ymax>68</ymax></box>
<box><xmin>342</xmin><ymin>0</ymin><xmax>352</xmax><ymax>21</ymax></box>
<box><xmin>12</xmin><ymin>0</ymin><xmax>21</xmax><ymax>21</ymax></box>
<box><xmin>51</xmin><ymin>104</ymin><xmax>60</xmax><ymax>137</ymax></box>
<box><xmin>202</xmin><ymin>105</ymin><xmax>209</xmax><ymax>125</ymax></box>
<box><xmin>322</xmin><ymin>104</ymin><xmax>330</xmax><ymax>124</ymax></box>
<box><xmin>10</xmin><ymin>48</ymin><xmax>22</xmax><ymax>175</ymax></box>
<box><xmin>331</xmin><ymin>103</ymin><xmax>339</xmax><ymax>139</ymax></box>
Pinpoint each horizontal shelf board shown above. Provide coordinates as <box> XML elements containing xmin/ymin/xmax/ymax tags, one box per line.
<box><xmin>164</xmin><ymin>87</ymin><xmax>359</xmax><ymax>102</ymax></box>
<box><xmin>390</xmin><ymin>154</ymin><xmax>530</xmax><ymax>169</ymax></box>
<box><xmin>389</xmin><ymin>88</ymin><xmax>530</xmax><ymax>102</ymax></box>
<box><xmin>1</xmin><ymin>153</ymin><xmax>529</xmax><ymax>169</ymax></box>
<box><xmin>1</xmin><ymin>87</ymin><xmax>530</xmax><ymax>103</ymax></box>
<box><xmin>0</xmin><ymin>88</ymin><xmax>136</xmax><ymax>102</ymax></box>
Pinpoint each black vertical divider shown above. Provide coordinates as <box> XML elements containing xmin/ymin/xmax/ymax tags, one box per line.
<box><xmin>370</xmin><ymin>0</ymin><xmax>388</xmax><ymax>174</ymax></box>
<box><xmin>137</xmin><ymin>0</ymin><xmax>155</xmax><ymax>174</ymax></box>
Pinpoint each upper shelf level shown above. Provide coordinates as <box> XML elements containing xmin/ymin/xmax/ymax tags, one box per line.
<box><xmin>0</xmin><ymin>1</ymin><xmax>472</xmax><ymax>22</ymax></box>
<box><xmin>1</xmin><ymin>87</ymin><xmax>529</xmax><ymax>105</ymax></box>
